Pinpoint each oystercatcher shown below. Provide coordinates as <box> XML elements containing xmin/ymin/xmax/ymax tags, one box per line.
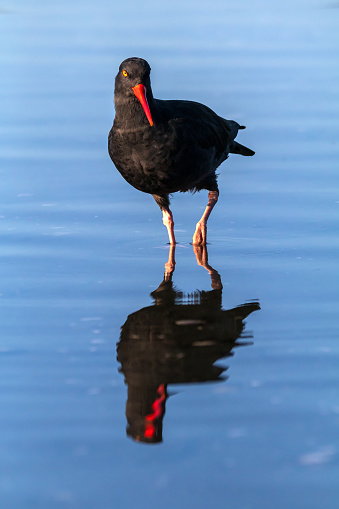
<box><xmin>108</xmin><ymin>57</ymin><xmax>254</xmax><ymax>244</ymax></box>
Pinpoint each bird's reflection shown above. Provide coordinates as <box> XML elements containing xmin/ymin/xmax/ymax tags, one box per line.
<box><xmin>117</xmin><ymin>245</ymin><xmax>260</xmax><ymax>444</ymax></box>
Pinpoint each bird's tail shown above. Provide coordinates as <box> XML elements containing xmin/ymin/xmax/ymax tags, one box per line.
<box><xmin>231</xmin><ymin>141</ymin><xmax>255</xmax><ymax>156</ymax></box>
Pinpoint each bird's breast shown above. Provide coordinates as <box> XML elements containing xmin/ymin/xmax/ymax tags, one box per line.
<box><xmin>109</xmin><ymin>122</ymin><xmax>219</xmax><ymax>195</ymax></box>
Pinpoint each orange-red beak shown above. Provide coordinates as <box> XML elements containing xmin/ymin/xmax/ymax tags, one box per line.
<box><xmin>132</xmin><ymin>84</ymin><xmax>154</xmax><ymax>126</ymax></box>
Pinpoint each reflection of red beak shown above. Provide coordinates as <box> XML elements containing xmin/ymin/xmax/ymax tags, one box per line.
<box><xmin>144</xmin><ymin>384</ymin><xmax>166</xmax><ymax>440</ymax></box>
<box><xmin>132</xmin><ymin>84</ymin><xmax>154</xmax><ymax>126</ymax></box>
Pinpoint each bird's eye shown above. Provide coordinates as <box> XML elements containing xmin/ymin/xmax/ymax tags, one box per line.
<box><xmin>122</xmin><ymin>70</ymin><xmax>128</xmax><ymax>77</ymax></box>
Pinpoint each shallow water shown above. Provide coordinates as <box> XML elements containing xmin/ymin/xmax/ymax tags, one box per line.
<box><xmin>1</xmin><ymin>1</ymin><xmax>339</xmax><ymax>508</ymax></box>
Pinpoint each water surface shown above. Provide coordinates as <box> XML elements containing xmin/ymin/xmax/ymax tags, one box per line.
<box><xmin>1</xmin><ymin>1</ymin><xmax>339</xmax><ymax>508</ymax></box>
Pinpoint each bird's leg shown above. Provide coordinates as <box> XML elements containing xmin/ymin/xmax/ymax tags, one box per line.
<box><xmin>193</xmin><ymin>244</ymin><xmax>222</xmax><ymax>290</ymax></box>
<box><xmin>152</xmin><ymin>194</ymin><xmax>176</xmax><ymax>245</ymax></box>
<box><xmin>162</xmin><ymin>208</ymin><xmax>176</xmax><ymax>245</ymax></box>
<box><xmin>164</xmin><ymin>244</ymin><xmax>176</xmax><ymax>280</ymax></box>
<box><xmin>193</xmin><ymin>190</ymin><xmax>219</xmax><ymax>245</ymax></box>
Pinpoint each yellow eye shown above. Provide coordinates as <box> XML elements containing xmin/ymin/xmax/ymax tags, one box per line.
<box><xmin>122</xmin><ymin>70</ymin><xmax>128</xmax><ymax>77</ymax></box>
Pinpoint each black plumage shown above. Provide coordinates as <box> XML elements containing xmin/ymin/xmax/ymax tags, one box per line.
<box><xmin>108</xmin><ymin>57</ymin><xmax>254</xmax><ymax>244</ymax></box>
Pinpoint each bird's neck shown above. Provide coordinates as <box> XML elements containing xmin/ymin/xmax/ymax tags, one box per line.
<box><xmin>114</xmin><ymin>95</ymin><xmax>156</xmax><ymax>131</ymax></box>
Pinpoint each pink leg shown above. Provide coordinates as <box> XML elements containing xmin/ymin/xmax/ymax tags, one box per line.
<box><xmin>193</xmin><ymin>244</ymin><xmax>222</xmax><ymax>290</ymax></box>
<box><xmin>162</xmin><ymin>208</ymin><xmax>176</xmax><ymax>245</ymax></box>
<box><xmin>193</xmin><ymin>190</ymin><xmax>219</xmax><ymax>245</ymax></box>
<box><xmin>164</xmin><ymin>244</ymin><xmax>176</xmax><ymax>279</ymax></box>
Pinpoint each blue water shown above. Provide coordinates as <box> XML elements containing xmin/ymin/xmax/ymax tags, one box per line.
<box><xmin>1</xmin><ymin>1</ymin><xmax>339</xmax><ymax>508</ymax></box>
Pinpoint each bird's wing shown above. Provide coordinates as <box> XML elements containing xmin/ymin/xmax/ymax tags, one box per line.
<box><xmin>156</xmin><ymin>99</ymin><xmax>236</xmax><ymax>153</ymax></box>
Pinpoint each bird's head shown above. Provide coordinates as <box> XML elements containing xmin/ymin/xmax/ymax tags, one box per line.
<box><xmin>114</xmin><ymin>57</ymin><xmax>154</xmax><ymax>127</ymax></box>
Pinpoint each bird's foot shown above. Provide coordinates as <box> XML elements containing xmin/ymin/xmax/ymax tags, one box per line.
<box><xmin>192</xmin><ymin>221</ymin><xmax>207</xmax><ymax>245</ymax></box>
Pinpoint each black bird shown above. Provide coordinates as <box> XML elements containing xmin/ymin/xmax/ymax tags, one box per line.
<box><xmin>108</xmin><ymin>57</ymin><xmax>254</xmax><ymax>245</ymax></box>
